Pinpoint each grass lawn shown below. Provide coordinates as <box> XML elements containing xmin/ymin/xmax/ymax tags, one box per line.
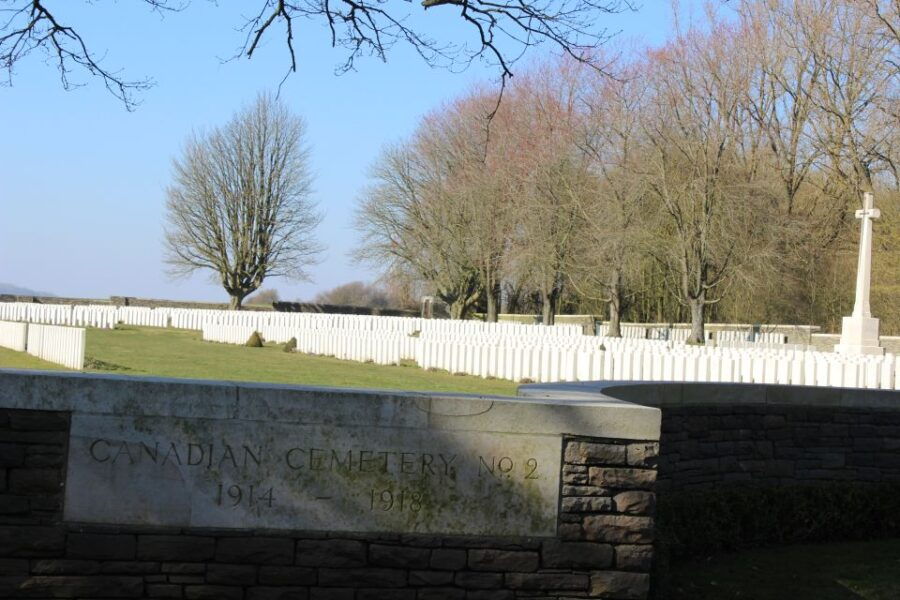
<box><xmin>666</xmin><ymin>538</ymin><xmax>900</xmax><ymax>599</ymax></box>
<box><xmin>0</xmin><ymin>347</ymin><xmax>69</xmax><ymax>371</ymax></box>
<box><xmin>1</xmin><ymin>326</ymin><xmax>519</xmax><ymax>396</ymax></box>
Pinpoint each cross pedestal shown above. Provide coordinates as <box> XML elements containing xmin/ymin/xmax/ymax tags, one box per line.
<box><xmin>835</xmin><ymin>192</ymin><xmax>884</xmax><ymax>356</ymax></box>
<box><xmin>834</xmin><ymin>315</ymin><xmax>883</xmax><ymax>355</ymax></box>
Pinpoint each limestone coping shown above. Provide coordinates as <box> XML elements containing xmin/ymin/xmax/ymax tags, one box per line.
<box><xmin>518</xmin><ymin>380</ymin><xmax>900</xmax><ymax>409</ymax></box>
<box><xmin>0</xmin><ymin>369</ymin><xmax>661</xmax><ymax>441</ymax></box>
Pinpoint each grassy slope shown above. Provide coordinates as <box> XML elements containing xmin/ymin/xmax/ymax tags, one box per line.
<box><xmin>0</xmin><ymin>347</ymin><xmax>69</xmax><ymax>371</ymax></box>
<box><xmin>667</xmin><ymin>538</ymin><xmax>900</xmax><ymax>600</ymax></box>
<box><xmin>30</xmin><ymin>326</ymin><xmax>517</xmax><ymax>396</ymax></box>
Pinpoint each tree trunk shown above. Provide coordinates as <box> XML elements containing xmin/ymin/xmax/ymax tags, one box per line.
<box><xmin>449</xmin><ymin>300</ymin><xmax>465</xmax><ymax>320</ymax></box>
<box><xmin>485</xmin><ymin>283</ymin><xmax>500</xmax><ymax>323</ymax></box>
<box><xmin>505</xmin><ymin>286</ymin><xmax>521</xmax><ymax>314</ymax></box>
<box><xmin>541</xmin><ymin>288</ymin><xmax>557</xmax><ymax>326</ymax></box>
<box><xmin>229</xmin><ymin>293</ymin><xmax>245</xmax><ymax>311</ymax></box>
<box><xmin>541</xmin><ymin>300</ymin><xmax>553</xmax><ymax>326</ymax></box>
<box><xmin>688</xmin><ymin>296</ymin><xmax>705</xmax><ymax>344</ymax></box>
<box><xmin>607</xmin><ymin>270</ymin><xmax>622</xmax><ymax>338</ymax></box>
<box><xmin>608</xmin><ymin>298</ymin><xmax>621</xmax><ymax>338</ymax></box>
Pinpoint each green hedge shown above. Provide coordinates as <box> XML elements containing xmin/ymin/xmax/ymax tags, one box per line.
<box><xmin>656</xmin><ymin>482</ymin><xmax>900</xmax><ymax>559</ymax></box>
<box><xmin>652</xmin><ymin>483</ymin><xmax>900</xmax><ymax>598</ymax></box>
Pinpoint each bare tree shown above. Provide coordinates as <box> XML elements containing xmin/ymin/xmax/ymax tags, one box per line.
<box><xmin>469</xmin><ymin>170</ymin><xmax>511</xmax><ymax>322</ymax></box>
<box><xmin>352</xmin><ymin>1</ymin><xmax>900</xmax><ymax>332</ymax></box>
<box><xmin>738</xmin><ymin>0</ymin><xmax>823</xmax><ymax>215</ymax></box>
<box><xmin>355</xmin><ymin>116</ymin><xmax>482</xmax><ymax>319</ymax></box>
<box><xmin>639</xmin><ymin>19</ymin><xmax>770</xmax><ymax>343</ymax></box>
<box><xmin>314</xmin><ymin>281</ymin><xmax>390</xmax><ymax>308</ymax></box>
<box><xmin>375</xmin><ymin>269</ymin><xmax>424</xmax><ymax>311</ymax></box>
<box><xmin>246</xmin><ymin>288</ymin><xmax>281</xmax><ymax>306</ymax></box>
<box><xmin>518</xmin><ymin>157</ymin><xmax>590</xmax><ymax>325</ymax></box>
<box><xmin>164</xmin><ymin>93</ymin><xmax>322</xmax><ymax>309</ymax></box>
<box><xmin>576</xmin><ymin>58</ymin><xmax>650</xmax><ymax>336</ymax></box>
<box><xmin>860</xmin><ymin>0</ymin><xmax>900</xmax><ymax>76</ymax></box>
<box><xmin>788</xmin><ymin>0</ymin><xmax>897</xmax><ymax>196</ymax></box>
<box><xmin>458</xmin><ymin>89</ymin><xmax>519</xmax><ymax>322</ymax></box>
<box><xmin>504</xmin><ymin>62</ymin><xmax>590</xmax><ymax>325</ymax></box>
<box><xmin>1</xmin><ymin>0</ymin><xmax>633</xmax><ymax>110</ymax></box>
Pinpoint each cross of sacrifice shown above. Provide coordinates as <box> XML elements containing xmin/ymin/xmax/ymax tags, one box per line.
<box><xmin>855</xmin><ymin>192</ymin><xmax>881</xmax><ymax>222</ymax></box>
<box><xmin>851</xmin><ymin>191</ymin><xmax>880</xmax><ymax>319</ymax></box>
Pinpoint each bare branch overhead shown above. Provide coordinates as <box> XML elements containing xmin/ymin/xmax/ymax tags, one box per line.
<box><xmin>1</xmin><ymin>0</ymin><xmax>633</xmax><ymax>109</ymax></box>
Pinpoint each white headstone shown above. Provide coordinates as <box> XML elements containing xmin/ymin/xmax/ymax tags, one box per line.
<box><xmin>835</xmin><ymin>192</ymin><xmax>885</xmax><ymax>356</ymax></box>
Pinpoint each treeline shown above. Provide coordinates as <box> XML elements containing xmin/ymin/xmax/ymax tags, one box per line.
<box><xmin>314</xmin><ymin>281</ymin><xmax>419</xmax><ymax>311</ymax></box>
<box><xmin>354</xmin><ymin>0</ymin><xmax>900</xmax><ymax>340</ymax></box>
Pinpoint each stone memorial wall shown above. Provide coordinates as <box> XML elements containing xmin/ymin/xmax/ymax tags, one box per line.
<box><xmin>0</xmin><ymin>370</ymin><xmax>661</xmax><ymax>599</ymax></box>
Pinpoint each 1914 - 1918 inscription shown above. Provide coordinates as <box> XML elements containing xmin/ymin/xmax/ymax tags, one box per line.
<box><xmin>64</xmin><ymin>414</ymin><xmax>562</xmax><ymax>536</ymax></box>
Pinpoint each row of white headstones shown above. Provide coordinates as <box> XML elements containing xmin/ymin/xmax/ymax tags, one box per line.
<box><xmin>0</xmin><ymin>301</ymin><xmax>896</xmax><ymax>390</ymax></box>
<box><xmin>597</xmin><ymin>324</ymin><xmax>792</xmax><ymax>346</ymax></box>
<box><xmin>0</xmin><ymin>321</ymin><xmax>85</xmax><ymax>370</ymax></box>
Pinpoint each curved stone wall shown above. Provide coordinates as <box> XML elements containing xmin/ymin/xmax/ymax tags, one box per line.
<box><xmin>0</xmin><ymin>370</ymin><xmax>661</xmax><ymax>600</ymax></box>
<box><xmin>519</xmin><ymin>381</ymin><xmax>900</xmax><ymax>492</ymax></box>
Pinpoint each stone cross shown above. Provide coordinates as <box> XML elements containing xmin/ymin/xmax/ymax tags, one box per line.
<box><xmin>851</xmin><ymin>192</ymin><xmax>880</xmax><ymax>319</ymax></box>
<box><xmin>835</xmin><ymin>191</ymin><xmax>884</xmax><ymax>356</ymax></box>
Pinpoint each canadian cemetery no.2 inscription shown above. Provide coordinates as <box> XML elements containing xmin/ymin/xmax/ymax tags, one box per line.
<box><xmin>64</xmin><ymin>414</ymin><xmax>561</xmax><ymax>536</ymax></box>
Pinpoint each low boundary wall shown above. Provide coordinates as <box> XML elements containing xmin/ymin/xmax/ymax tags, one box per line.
<box><xmin>611</xmin><ymin>383</ymin><xmax>900</xmax><ymax>491</ymax></box>
<box><xmin>811</xmin><ymin>333</ymin><xmax>900</xmax><ymax>354</ymax></box>
<box><xmin>519</xmin><ymin>381</ymin><xmax>900</xmax><ymax>491</ymax></box>
<box><xmin>0</xmin><ymin>296</ymin><xmax>418</xmax><ymax>317</ymax></box>
<box><xmin>492</xmin><ymin>317</ymin><xmax>826</xmax><ymax>344</ymax></box>
<box><xmin>0</xmin><ymin>370</ymin><xmax>661</xmax><ymax>600</ymax></box>
<box><xmin>521</xmin><ymin>380</ymin><xmax>900</xmax><ymax>571</ymax></box>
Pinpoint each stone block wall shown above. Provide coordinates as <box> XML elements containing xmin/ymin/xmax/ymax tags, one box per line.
<box><xmin>558</xmin><ymin>439</ymin><xmax>658</xmax><ymax>598</ymax></box>
<box><xmin>657</xmin><ymin>404</ymin><xmax>900</xmax><ymax>491</ymax></box>
<box><xmin>0</xmin><ymin>408</ymin><xmax>657</xmax><ymax>599</ymax></box>
<box><xmin>808</xmin><ymin>333</ymin><xmax>900</xmax><ymax>354</ymax></box>
<box><xmin>272</xmin><ymin>302</ymin><xmax>417</xmax><ymax>318</ymax></box>
<box><xmin>0</xmin><ymin>296</ymin><xmax>418</xmax><ymax>317</ymax></box>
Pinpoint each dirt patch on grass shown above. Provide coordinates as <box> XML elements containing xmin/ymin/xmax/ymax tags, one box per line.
<box><xmin>84</xmin><ymin>357</ymin><xmax>134</xmax><ymax>372</ymax></box>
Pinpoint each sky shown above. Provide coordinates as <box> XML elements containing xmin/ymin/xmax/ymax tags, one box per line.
<box><xmin>0</xmin><ymin>1</ymin><xmax>706</xmax><ymax>303</ymax></box>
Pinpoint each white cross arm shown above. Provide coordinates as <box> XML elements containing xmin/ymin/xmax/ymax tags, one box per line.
<box><xmin>855</xmin><ymin>208</ymin><xmax>881</xmax><ymax>219</ymax></box>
